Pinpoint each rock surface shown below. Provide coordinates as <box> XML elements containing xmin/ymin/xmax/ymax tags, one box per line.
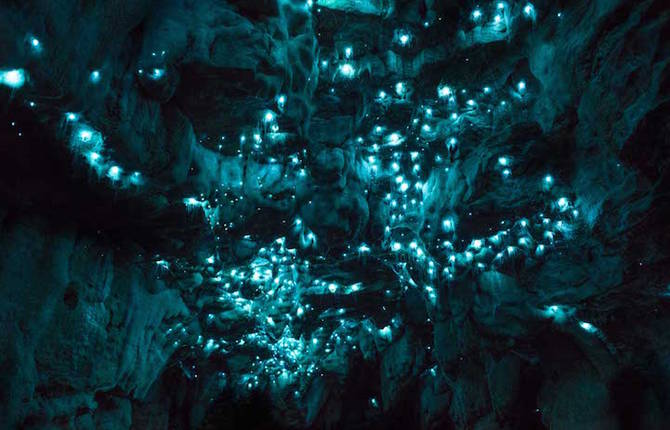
<box><xmin>1</xmin><ymin>0</ymin><xmax>670</xmax><ymax>428</ymax></box>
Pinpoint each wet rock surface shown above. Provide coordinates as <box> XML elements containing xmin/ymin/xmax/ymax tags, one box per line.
<box><xmin>1</xmin><ymin>0</ymin><xmax>670</xmax><ymax>428</ymax></box>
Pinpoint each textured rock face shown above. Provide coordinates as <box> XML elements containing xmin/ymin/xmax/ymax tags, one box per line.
<box><xmin>1</xmin><ymin>0</ymin><xmax>670</xmax><ymax>429</ymax></box>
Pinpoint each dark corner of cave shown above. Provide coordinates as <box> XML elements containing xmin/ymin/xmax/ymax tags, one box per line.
<box><xmin>1</xmin><ymin>0</ymin><xmax>670</xmax><ymax>429</ymax></box>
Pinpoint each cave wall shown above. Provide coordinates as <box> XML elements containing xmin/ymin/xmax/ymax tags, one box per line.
<box><xmin>1</xmin><ymin>0</ymin><xmax>670</xmax><ymax>429</ymax></box>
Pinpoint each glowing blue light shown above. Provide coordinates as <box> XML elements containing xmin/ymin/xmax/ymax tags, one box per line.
<box><xmin>184</xmin><ymin>197</ymin><xmax>202</xmax><ymax>208</ymax></box>
<box><xmin>442</xmin><ymin>218</ymin><xmax>455</xmax><ymax>232</ymax></box>
<box><xmin>328</xmin><ymin>283</ymin><xmax>338</xmax><ymax>293</ymax></box>
<box><xmin>66</xmin><ymin>112</ymin><xmax>79</xmax><ymax>122</ymax></box>
<box><xmin>378</xmin><ymin>326</ymin><xmax>392</xmax><ymax>340</ymax></box>
<box><xmin>517</xmin><ymin>80</ymin><xmax>526</xmax><ymax>92</ymax></box>
<box><xmin>523</xmin><ymin>3</ymin><xmax>535</xmax><ymax>17</ymax></box>
<box><xmin>149</xmin><ymin>68</ymin><xmax>165</xmax><ymax>80</ymax></box>
<box><xmin>90</xmin><ymin>70</ymin><xmax>101</xmax><ymax>84</ymax></box>
<box><xmin>0</xmin><ymin>69</ymin><xmax>27</xmax><ymax>89</ymax></box>
<box><xmin>358</xmin><ymin>243</ymin><xmax>370</xmax><ymax>253</ymax></box>
<box><xmin>472</xmin><ymin>9</ymin><xmax>482</xmax><ymax>21</ymax></box>
<box><xmin>87</xmin><ymin>151</ymin><xmax>101</xmax><ymax>164</ymax></box>
<box><xmin>78</xmin><ymin>129</ymin><xmax>93</xmax><ymax>142</ymax></box>
<box><xmin>263</xmin><ymin>111</ymin><xmax>275</xmax><ymax>122</ymax></box>
<box><xmin>344</xmin><ymin>46</ymin><xmax>353</xmax><ymax>58</ymax></box>
<box><xmin>502</xmin><ymin>168</ymin><xmax>511</xmax><ymax>177</ymax></box>
<box><xmin>498</xmin><ymin>156</ymin><xmax>509</xmax><ymax>166</ymax></box>
<box><xmin>391</xmin><ymin>242</ymin><xmax>402</xmax><ymax>251</ymax></box>
<box><xmin>483</xmin><ymin>86</ymin><xmax>491</xmax><ymax>94</ymax></box>
<box><xmin>338</xmin><ymin>63</ymin><xmax>355</xmax><ymax>78</ymax></box>
<box><xmin>26</xmin><ymin>35</ymin><xmax>43</xmax><ymax>54</ymax></box>
<box><xmin>494</xmin><ymin>14</ymin><xmax>502</xmax><ymax>24</ymax></box>
<box><xmin>541</xmin><ymin>304</ymin><xmax>574</xmax><ymax>322</ymax></box>
<box><xmin>438</xmin><ymin>85</ymin><xmax>451</xmax><ymax>98</ymax></box>
<box><xmin>387</xmin><ymin>132</ymin><xmax>402</xmax><ymax>145</ymax></box>
<box><xmin>107</xmin><ymin>165</ymin><xmax>121</xmax><ymax>180</ymax></box>
<box><xmin>395</xmin><ymin>30</ymin><xmax>411</xmax><ymax>47</ymax></box>
<box><xmin>578</xmin><ymin>321</ymin><xmax>597</xmax><ymax>333</ymax></box>
<box><xmin>557</xmin><ymin>197</ymin><xmax>569</xmax><ymax>211</ymax></box>
<box><xmin>130</xmin><ymin>171</ymin><xmax>143</xmax><ymax>185</ymax></box>
<box><xmin>206</xmin><ymin>255</ymin><xmax>215</xmax><ymax>264</ymax></box>
<box><xmin>378</xmin><ymin>90</ymin><xmax>387</xmax><ymax>99</ymax></box>
<box><xmin>395</xmin><ymin>82</ymin><xmax>406</xmax><ymax>96</ymax></box>
<box><xmin>497</xmin><ymin>2</ymin><xmax>505</xmax><ymax>9</ymax></box>
<box><xmin>543</xmin><ymin>174</ymin><xmax>554</xmax><ymax>189</ymax></box>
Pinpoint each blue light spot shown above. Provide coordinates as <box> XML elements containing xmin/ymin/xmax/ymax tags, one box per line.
<box><xmin>107</xmin><ymin>165</ymin><xmax>122</xmax><ymax>180</ymax></box>
<box><xmin>0</xmin><ymin>69</ymin><xmax>27</xmax><ymax>89</ymax></box>
<box><xmin>149</xmin><ymin>68</ymin><xmax>165</xmax><ymax>80</ymax></box>
<box><xmin>438</xmin><ymin>85</ymin><xmax>451</xmax><ymax>98</ymax></box>
<box><xmin>578</xmin><ymin>321</ymin><xmax>597</xmax><ymax>333</ymax></box>
<box><xmin>338</xmin><ymin>63</ymin><xmax>355</xmax><ymax>78</ymax></box>
<box><xmin>78</xmin><ymin>129</ymin><xmax>93</xmax><ymax>142</ymax></box>
<box><xmin>87</xmin><ymin>151</ymin><xmax>101</xmax><ymax>164</ymax></box>
<box><xmin>523</xmin><ymin>3</ymin><xmax>536</xmax><ymax>19</ymax></box>
<box><xmin>27</xmin><ymin>35</ymin><xmax>42</xmax><ymax>53</ymax></box>
<box><xmin>130</xmin><ymin>171</ymin><xmax>143</xmax><ymax>185</ymax></box>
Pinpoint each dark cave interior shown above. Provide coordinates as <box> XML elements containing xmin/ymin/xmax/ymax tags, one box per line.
<box><xmin>1</xmin><ymin>0</ymin><xmax>670</xmax><ymax>429</ymax></box>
